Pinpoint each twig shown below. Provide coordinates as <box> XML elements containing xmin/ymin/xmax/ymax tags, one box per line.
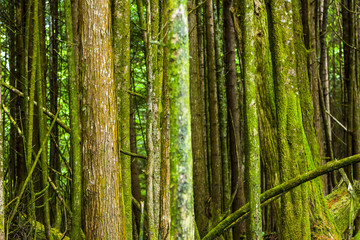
<box><xmin>326</xmin><ymin>110</ymin><xmax>347</xmax><ymax>131</ymax></box>
<box><xmin>48</xmin><ymin>176</ymin><xmax>71</xmax><ymax>214</ymax></box>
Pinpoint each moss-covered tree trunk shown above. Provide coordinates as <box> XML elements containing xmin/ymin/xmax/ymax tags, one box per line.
<box><xmin>234</xmin><ymin>0</ymin><xmax>341</xmax><ymax>238</ymax></box>
<box><xmin>292</xmin><ymin>0</ymin><xmax>341</xmax><ymax>238</ymax></box>
<box><xmin>301</xmin><ymin>0</ymin><xmax>327</xmax><ymax>193</ymax></box>
<box><xmin>213</xmin><ymin>5</ymin><xmax>231</xmax><ymax>234</ymax></box>
<box><xmin>8</xmin><ymin>0</ymin><xmax>17</xmax><ymax>203</ymax></box>
<box><xmin>36</xmin><ymin>44</ymin><xmax>51</xmax><ymax>240</ymax></box>
<box><xmin>267</xmin><ymin>1</ymin><xmax>312</xmax><ymax>238</ymax></box>
<box><xmin>168</xmin><ymin>0</ymin><xmax>195</xmax><ymax>238</ymax></box>
<box><xmin>238</xmin><ymin>0</ymin><xmax>262</xmax><ymax>238</ymax></box>
<box><xmin>159</xmin><ymin>1</ymin><xmax>170</xmax><ymax>239</ymax></box>
<box><xmin>17</xmin><ymin>0</ymin><xmax>27</xmax><ymax>196</ymax></box>
<box><xmin>25</xmin><ymin>0</ymin><xmax>39</xmax><ymax>226</ymax></box>
<box><xmin>64</xmin><ymin>0</ymin><xmax>82</xmax><ymax>237</ymax></box>
<box><xmin>113</xmin><ymin>0</ymin><xmax>132</xmax><ymax>239</ymax></box>
<box><xmin>79</xmin><ymin>0</ymin><xmax>126</xmax><ymax>237</ymax></box>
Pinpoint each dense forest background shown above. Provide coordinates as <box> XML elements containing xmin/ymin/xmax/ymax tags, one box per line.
<box><xmin>1</xmin><ymin>0</ymin><xmax>360</xmax><ymax>239</ymax></box>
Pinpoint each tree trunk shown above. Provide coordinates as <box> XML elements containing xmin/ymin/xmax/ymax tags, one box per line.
<box><xmin>293</xmin><ymin>0</ymin><xmax>340</xmax><ymax>238</ymax></box>
<box><xmin>79</xmin><ymin>0</ymin><xmax>126</xmax><ymax>237</ymax></box>
<box><xmin>266</xmin><ymin>0</ymin><xmax>313</xmax><ymax>238</ymax></box>
<box><xmin>17</xmin><ymin>0</ymin><xmax>27</xmax><ymax>195</ymax></box>
<box><xmin>159</xmin><ymin>2</ymin><xmax>170</xmax><ymax>239</ymax></box>
<box><xmin>303</xmin><ymin>0</ymin><xmax>328</xmax><ymax>194</ymax></box>
<box><xmin>342</xmin><ymin>0</ymin><xmax>355</xmax><ymax>180</ymax></box>
<box><xmin>130</xmin><ymin>80</ymin><xmax>142</xmax><ymax>238</ymax></box>
<box><xmin>49</xmin><ymin>0</ymin><xmax>61</xmax><ymax>228</ymax></box>
<box><xmin>224</xmin><ymin>0</ymin><xmax>246</xmax><ymax>237</ymax></box>
<box><xmin>113</xmin><ymin>0</ymin><xmax>132</xmax><ymax>239</ymax></box>
<box><xmin>204</xmin><ymin>0</ymin><xmax>223</xmax><ymax>227</ymax></box>
<box><xmin>239</xmin><ymin>0</ymin><xmax>262</xmax><ymax>238</ymax></box>
<box><xmin>25</xmin><ymin>0</ymin><xmax>39</xmax><ymax>226</ymax></box>
<box><xmin>64</xmin><ymin>0</ymin><xmax>82</xmax><ymax>237</ymax></box>
<box><xmin>0</xmin><ymin>33</ymin><xmax>4</xmax><ymax>240</ymax></box>
<box><xmin>189</xmin><ymin>0</ymin><xmax>210</xmax><ymax>237</ymax></box>
<box><xmin>36</xmin><ymin>41</ymin><xmax>51</xmax><ymax>240</ymax></box>
<box><xmin>320</xmin><ymin>0</ymin><xmax>333</xmax><ymax>176</ymax></box>
<box><xmin>213</xmin><ymin>4</ymin><xmax>231</xmax><ymax>236</ymax></box>
<box><xmin>168</xmin><ymin>0</ymin><xmax>195</xmax><ymax>238</ymax></box>
<box><xmin>145</xmin><ymin>0</ymin><xmax>162</xmax><ymax>238</ymax></box>
<box><xmin>9</xmin><ymin>0</ymin><xmax>17</xmax><ymax>202</ymax></box>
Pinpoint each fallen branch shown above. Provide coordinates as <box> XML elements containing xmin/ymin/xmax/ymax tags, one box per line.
<box><xmin>202</xmin><ymin>154</ymin><xmax>360</xmax><ymax>240</ymax></box>
<box><xmin>121</xmin><ymin>149</ymin><xmax>147</xmax><ymax>159</ymax></box>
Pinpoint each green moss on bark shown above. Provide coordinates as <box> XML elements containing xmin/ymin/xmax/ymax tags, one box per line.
<box><xmin>267</xmin><ymin>0</ymin><xmax>311</xmax><ymax>238</ymax></box>
<box><xmin>113</xmin><ymin>0</ymin><xmax>132</xmax><ymax>238</ymax></box>
<box><xmin>239</xmin><ymin>0</ymin><xmax>262</xmax><ymax>238</ymax></box>
<box><xmin>64</xmin><ymin>0</ymin><xmax>82</xmax><ymax>238</ymax></box>
<box><xmin>291</xmin><ymin>0</ymin><xmax>340</xmax><ymax>238</ymax></box>
<box><xmin>168</xmin><ymin>1</ymin><xmax>195</xmax><ymax>238</ymax></box>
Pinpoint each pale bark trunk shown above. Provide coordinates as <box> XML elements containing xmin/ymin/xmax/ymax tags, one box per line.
<box><xmin>168</xmin><ymin>0</ymin><xmax>195</xmax><ymax>238</ymax></box>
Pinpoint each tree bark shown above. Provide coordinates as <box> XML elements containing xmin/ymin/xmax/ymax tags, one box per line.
<box><xmin>213</xmin><ymin>4</ymin><xmax>231</xmax><ymax>234</ymax></box>
<box><xmin>159</xmin><ymin>2</ymin><xmax>170</xmax><ymax>239</ymax></box>
<box><xmin>293</xmin><ymin>0</ymin><xmax>340</xmax><ymax>237</ymax></box>
<box><xmin>342</xmin><ymin>0</ymin><xmax>356</xmax><ymax>180</ymax></box>
<box><xmin>113</xmin><ymin>0</ymin><xmax>132</xmax><ymax>238</ymax></box>
<box><xmin>320</xmin><ymin>0</ymin><xmax>332</xmax><ymax>174</ymax></box>
<box><xmin>267</xmin><ymin>0</ymin><xmax>312</xmax><ymax>238</ymax></box>
<box><xmin>168</xmin><ymin>0</ymin><xmax>195</xmax><ymax>238</ymax></box>
<box><xmin>189</xmin><ymin>0</ymin><xmax>210</xmax><ymax>237</ymax></box>
<box><xmin>145</xmin><ymin>0</ymin><xmax>162</xmax><ymax>238</ymax></box>
<box><xmin>25</xmin><ymin>0</ymin><xmax>39</xmax><ymax>226</ymax></box>
<box><xmin>224</xmin><ymin>0</ymin><xmax>246</xmax><ymax>237</ymax></box>
<box><xmin>79</xmin><ymin>0</ymin><xmax>126</xmax><ymax>237</ymax></box>
<box><xmin>130</xmin><ymin>79</ymin><xmax>142</xmax><ymax>238</ymax></box>
<box><xmin>239</xmin><ymin>0</ymin><xmax>262</xmax><ymax>238</ymax></box>
<box><xmin>204</xmin><ymin>0</ymin><xmax>223</xmax><ymax>227</ymax></box>
<box><xmin>36</xmin><ymin>42</ymin><xmax>51</xmax><ymax>240</ymax></box>
<box><xmin>64</xmin><ymin>0</ymin><xmax>82</xmax><ymax>237</ymax></box>
<box><xmin>0</xmin><ymin>33</ymin><xmax>4</xmax><ymax>240</ymax></box>
<box><xmin>49</xmin><ymin>0</ymin><xmax>61</xmax><ymax>228</ymax></box>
